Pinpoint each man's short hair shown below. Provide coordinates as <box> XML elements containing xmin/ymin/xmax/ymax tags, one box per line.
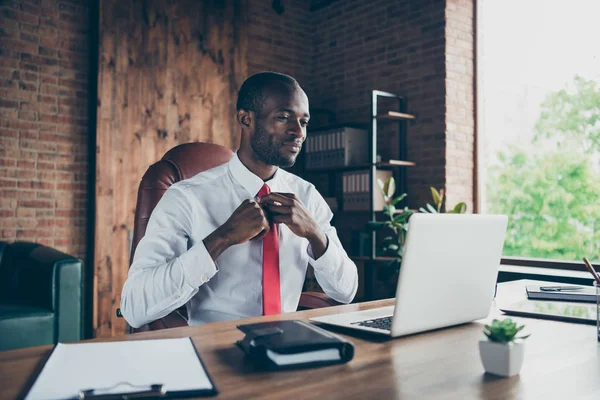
<box><xmin>236</xmin><ymin>72</ymin><xmax>299</xmax><ymax>114</ymax></box>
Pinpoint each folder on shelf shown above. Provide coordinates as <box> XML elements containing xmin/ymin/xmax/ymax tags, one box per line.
<box><xmin>236</xmin><ymin>320</ymin><xmax>354</xmax><ymax>370</ymax></box>
<box><xmin>305</xmin><ymin>127</ymin><xmax>369</xmax><ymax>169</ymax></box>
<box><xmin>342</xmin><ymin>170</ymin><xmax>391</xmax><ymax>211</ymax></box>
<box><xmin>23</xmin><ymin>337</ymin><xmax>217</xmax><ymax>400</ymax></box>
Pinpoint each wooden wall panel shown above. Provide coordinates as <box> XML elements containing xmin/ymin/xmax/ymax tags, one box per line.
<box><xmin>95</xmin><ymin>0</ymin><xmax>247</xmax><ymax>337</ymax></box>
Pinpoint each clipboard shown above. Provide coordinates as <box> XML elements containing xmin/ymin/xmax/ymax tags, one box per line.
<box><xmin>22</xmin><ymin>337</ymin><xmax>218</xmax><ymax>400</ymax></box>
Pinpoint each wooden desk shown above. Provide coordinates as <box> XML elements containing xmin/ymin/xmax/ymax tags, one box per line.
<box><xmin>1</xmin><ymin>280</ymin><xmax>599</xmax><ymax>399</ymax></box>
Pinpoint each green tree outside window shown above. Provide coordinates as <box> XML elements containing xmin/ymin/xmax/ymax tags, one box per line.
<box><xmin>486</xmin><ymin>76</ymin><xmax>600</xmax><ymax>261</ymax></box>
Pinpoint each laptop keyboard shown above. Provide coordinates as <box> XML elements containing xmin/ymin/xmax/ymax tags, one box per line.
<box><xmin>351</xmin><ymin>316</ymin><xmax>392</xmax><ymax>331</ymax></box>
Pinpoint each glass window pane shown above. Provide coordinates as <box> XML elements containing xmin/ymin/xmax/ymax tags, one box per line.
<box><xmin>478</xmin><ymin>0</ymin><xmax>600</xmax><ymax>262</ymax></box>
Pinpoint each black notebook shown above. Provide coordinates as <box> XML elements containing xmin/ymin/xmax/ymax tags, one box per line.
<box><xmin>526</xmin><ymin>285</ymin><xmax>597</xmax><ymax>303</ymax></box>
<box><xmin>236</xmin><ymin>320</ymin><xmax>354</xmax><ymax>369</ymax></box>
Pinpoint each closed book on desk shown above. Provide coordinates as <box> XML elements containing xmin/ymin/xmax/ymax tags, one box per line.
<box><xmin>526</xmin><ymin>285</ymin><xmax>597</xmax><ymax>303</ymax></box>
<box><xmin>236</xmin><ymin>320</ymin><xmax>354</xmax><ymax>369</ymax></box>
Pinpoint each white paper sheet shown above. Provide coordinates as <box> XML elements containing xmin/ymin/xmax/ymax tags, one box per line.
<box><xmin>266</xmin><ymin>348</ymin><xmax>341</xmax><ymax>366</ymax></box>
<box><xmin>25</xmin><ymin>337</ymin><xmax>213</xmax><ymax>400</ymax></box>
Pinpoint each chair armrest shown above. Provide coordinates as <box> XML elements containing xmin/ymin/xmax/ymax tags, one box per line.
<box><xmin>131</xmin><ymin>307</ymin><xmax>188</xmax><ymax>333</ymax></box>
<box><xmin>13</xmin><ymin>243</ymin><xmax>84</xmax><ymax>342</ymax></box>
<box><xmin>298</xmin><ymin>292</ymin><xmax>342</xmax><ymax>310</ymax></box>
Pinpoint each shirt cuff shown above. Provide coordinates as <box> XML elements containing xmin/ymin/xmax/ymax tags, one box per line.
<box><xmin>177</xmin><ymin>241</ymin><xmax>219</xmax><ymax>288</ymax></box>
<box><xmin>307</xmin><ymin>234</ymin><xmax>336</xmax><ymax>271</ymax></box>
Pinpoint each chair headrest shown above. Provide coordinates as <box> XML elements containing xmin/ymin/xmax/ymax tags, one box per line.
<box><xmin>130</xmin><ymin>142</ymin><xmax>234</xmax><ymax>265</ymax></box>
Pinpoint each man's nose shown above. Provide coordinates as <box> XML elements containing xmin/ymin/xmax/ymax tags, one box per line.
<box><xmin>287</xmin><ymin>120</ymin><xmax>305</xmax><ymax>140</ymax></box>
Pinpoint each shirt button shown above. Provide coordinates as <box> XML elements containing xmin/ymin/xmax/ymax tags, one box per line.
<box><xmin>201</xmin><ymin>275</ymin><xmax>209</xmax><ymax>283</ymax></box>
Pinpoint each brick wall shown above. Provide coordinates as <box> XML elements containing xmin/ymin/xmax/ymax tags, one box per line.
<box><xmin>245</xmin><ymin>0</ymin><xmax>472</xmax><ymax>208</ymax></box>
<box><xmin>311</xmin><ymin>0</ymin><xmax>450</xmax><ymax>209</ymax></box>
<box><xmin>245</xmin><ymin>0</ymin><xmax>464</xmax><ymax>209</ymax></box>
<box><xmin>0</xmin><ymin>0</ymin><xmax>90</xmax><ymax>260</ymax></box>
<box><xmin>246</xmin><ymin>0</ymin><xmax>313</xmax><ymax>94</ymax></box>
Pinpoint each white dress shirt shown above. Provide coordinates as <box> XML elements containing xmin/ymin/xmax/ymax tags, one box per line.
<box><xmin>121</xmin><ymin>153</ymin><xmax>358</xmax><ymax>328</ymax></box>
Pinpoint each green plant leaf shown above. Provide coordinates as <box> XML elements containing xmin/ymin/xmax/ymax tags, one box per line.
<box><xmin>419</xmin><ymin>207</ymin><xmax>428</xmax><ymax>213</ymax></box>
<box><xmin>426</xmin><ymin>203</ymin><xmax>437</xmax><ymax>213</ymax></box>
<box><xmin>386</xmin><ymin>177</ymin><xmax>396</xmax><ymax>199</ymax></box>
<box><xmin>451</xmin><ymin>202</ymin><xmax>467</xmax><ymax>214</ymax></box>
<box><xmin>430</xmin><ymin>187</ymin><xmax>441</xmax><ymax>206</ymax></box>
<box><xmin>391</xmin><ymin>193</ymin><xmax>407</xmax><ymax>205</ymax></box>
<box><xmin>367</xmin><ymin>221</ymin><xmax>385</xmax><ymax>230</ymax></box>
<box><xmin>483</xmin><ymin>318</ymin><xmax>528</xmax><ymax>343</ymax></box>
<box><xmin>377</xmin><ymin>178</ymin><xmax>389</xmax><ymax>202</ymax></box>
<box><xmin>393</xmin><ymin>212</ymin><xmax>411</xmax><ymax>224</ymax></box>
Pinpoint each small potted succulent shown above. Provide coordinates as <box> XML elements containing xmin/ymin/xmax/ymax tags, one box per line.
<box><xmin>479</xmin><ymin>318</ymin><xmax>530</xmax><ymax>377</ymax></box>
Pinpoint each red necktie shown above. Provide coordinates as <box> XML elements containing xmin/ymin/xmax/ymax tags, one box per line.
<box><xmin>257</xmin><ymin>184</ymin><xmax>281</xmax><ymax>315</ymax></box>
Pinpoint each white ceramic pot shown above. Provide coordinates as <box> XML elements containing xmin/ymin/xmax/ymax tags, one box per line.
<box><xmin>479</xmin><ymin>340</ymin><xmax>525</xmax><ymax>377</ymax></box>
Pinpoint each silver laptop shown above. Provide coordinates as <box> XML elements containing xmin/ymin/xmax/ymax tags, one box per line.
<box><xmin>310</xmin><ymin>213</ymin><xmax>508</xmax><ymax>337</ymax></box>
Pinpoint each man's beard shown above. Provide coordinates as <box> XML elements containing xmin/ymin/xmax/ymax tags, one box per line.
<box><xmin>250</xmin><ymin>124</ymin><xmax>298</xmax><ymax>168</ymax></box>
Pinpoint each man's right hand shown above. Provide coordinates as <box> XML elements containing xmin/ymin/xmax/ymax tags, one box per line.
<box><xmin>203</xmin><ymin>200</ymin><xmax>270</xmax><ymax>261</ymax></box>
<box><xmin>219</xmin><ymin>199</ymin><xmax>271</xmax><ymax>244</ymax></box>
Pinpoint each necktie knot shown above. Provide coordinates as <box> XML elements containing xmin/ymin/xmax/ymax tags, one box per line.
<box><xmin>257</xmin><ymin>183</ymin><xmax>270</xmax><ymax>198</ymax></box>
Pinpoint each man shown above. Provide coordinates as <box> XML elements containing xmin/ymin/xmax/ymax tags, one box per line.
<box><xmin>121</xmin><ymin>72</ymin><xmax>358</xmax><ymax>328</ymax></box>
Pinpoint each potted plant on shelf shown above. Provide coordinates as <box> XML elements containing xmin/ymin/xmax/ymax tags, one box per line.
<box><xmin>480</xmin><ymin>318</ymin><xmax>530</xmax><ymax>377</ymax></box>
<box><xmin>418</xmin><ymin>186</ymin><xmax>467</xmax><ymax>214</ymax></box>
<box><xmin>366</xmin><ymin>177</ymin><xmax>412</xmax><ymax>281</ymax></box>
<box><xmin>367</xmin><ymin>178</ymin><xmax>467</xmax><ymax>296</ymax></box>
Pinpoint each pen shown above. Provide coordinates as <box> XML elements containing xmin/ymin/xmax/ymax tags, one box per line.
<box><xmin>582</xmin><ymin>258</ymin><xmax>600</xmax><ymax>284</ymax></box>
<box><xmin>539</xmin><ymin>286</ymin><xmax>584</xmax><ymax>292</ymax></box>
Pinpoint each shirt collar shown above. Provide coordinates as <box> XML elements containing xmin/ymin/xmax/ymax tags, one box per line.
<box><xmin>229</xmin><ymin>152</ymin><xmax>281</xmax><ymax>197</ymax></box>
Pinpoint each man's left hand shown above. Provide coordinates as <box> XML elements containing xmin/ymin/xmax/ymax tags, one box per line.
<box><xmin>259</xmin><ymin>192</ymin><xmax>328</xmax><ymax>258</ymax></box>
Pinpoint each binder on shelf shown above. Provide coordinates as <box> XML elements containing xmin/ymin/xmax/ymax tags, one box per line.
<box><xmin>236</xmin><ymin>320</ymin><xmax>354</xmax><ymax>370</ymax></box>
<box><xmin>305</xmin><ymin>127</ymin><xmax>369</xmax><ymax>170</ymax></box>
<box><xmin>342</xmin><ymin>170</ymin><xmax>391</xmax><ymax>211</ymax></box>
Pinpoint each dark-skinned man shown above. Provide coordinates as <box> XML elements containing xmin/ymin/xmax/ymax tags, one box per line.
<box><xmin>121</xmin><ymin>72</ymin><xmax>358</xmax><ymax>327</ymax></box>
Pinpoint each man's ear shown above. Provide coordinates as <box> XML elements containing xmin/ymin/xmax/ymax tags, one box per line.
<box><xmin>237</xmin><ymin>109</ymin><xmax>253</xmax><ymax>130</ymax></box>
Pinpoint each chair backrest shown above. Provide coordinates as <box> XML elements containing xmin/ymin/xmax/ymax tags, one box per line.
<box><xmin>130</xmin><ymin>142</ymin><xmax>234</xmax><ymax>265</ymax></box>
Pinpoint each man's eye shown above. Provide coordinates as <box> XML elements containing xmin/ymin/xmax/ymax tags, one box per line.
<box><xmin>301</xmin><ymin>120</ymin><xmax>309</xmax><ymax>127</ymax></box>
<box><xmin>276</xmin><ymin>116</ymin><xmax>289</xmax><ymax>121</ymax></box>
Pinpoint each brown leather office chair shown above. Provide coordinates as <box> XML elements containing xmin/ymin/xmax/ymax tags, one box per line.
<box><xmin>129</xmin><ymin>142</ymin><xmax>339</xmax><ymax>332</ymax></box>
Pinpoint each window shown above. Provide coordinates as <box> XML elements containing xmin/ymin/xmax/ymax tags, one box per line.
<box><xmin>477</xmin><ymin>0</ymin><xmax>600</xmax><ymax>266</ymax></box>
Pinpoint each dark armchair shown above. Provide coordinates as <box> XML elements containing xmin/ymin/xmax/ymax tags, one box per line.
<box><xmin>127</xmin><ymin>142</ymin><xmax>339</xmax><ymax>332</ymax></box>
<box><xmin>0</xmin><ymin>241</ymin><xmax>83</xmax><ymax>351</ymax></box>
